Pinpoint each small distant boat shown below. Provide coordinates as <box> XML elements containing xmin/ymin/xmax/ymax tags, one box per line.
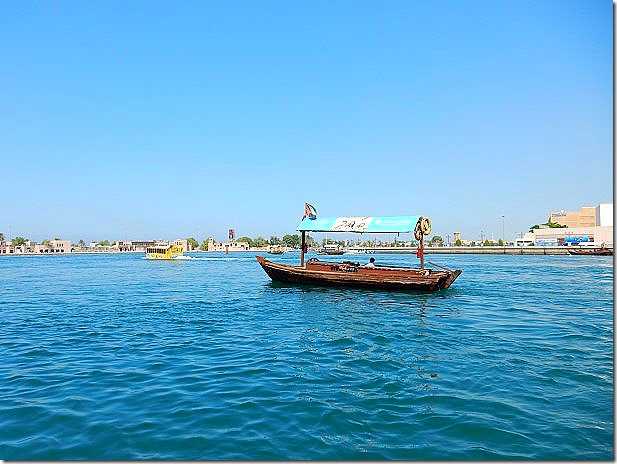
<box><xmin>268</xmin><ymin>245</ymin><xmax>285</xmax><ymax>255</ymax></box>
<box><xmin>344</xmin><ymin>248</ymin><xmax>374</xmax><ymax>254</ymax></box>
<box><xmin>567</xmin><ymin>247</ymin><xmax>613</xmax><ymax>256</ymax></box>
<box><xmin>145</xmin><ymin>244</ymin><xmax>184</xmax><ymax>260</ymax></box>
<box><xmin>256</xmin><ymin>207</ymin><xmax>462</xmax><ymax>292</ymax></box>
<box><xmin>318</xmin><ymin>244</ymin><xmax>344</xmax><ymax>255</ymax></box>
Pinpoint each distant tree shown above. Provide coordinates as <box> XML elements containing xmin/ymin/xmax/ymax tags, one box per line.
<box><xmin>12</xmin><ymin>237</ymin><xmax>27</xmax><ymax>246</ymax></box>
<box><xmin>498</xmin><ymin>239</ymin><xmax>504</xmax><ymax>246</ymax></box>
<box><xmin>41</xmin><ymin>239</ymin><xmax>50</xmax><ymax>246</ymax></box>
<box><xmin>455</xmin><ymin>239</ymin><xmax>462</xmax><ymax>246</ymax></box>
<box><xmin>306</xmin><ymin>234</ymin><xmax>317</xmax><ymax>247</ymax></box>
<box><xmin>530</xmin><ymin>222</ymin><xmax>567</xmax><ymax>232</ymax></box>
<box><xmin>54</xmin><ymin>237</ymin><xmax>61</xmax><ymax>240</ymax></box>
<box><xmin>470</xmin><ymin>242</ymin><xmax>476</xmax><ymax>247</ymax></box>
<box><xmin>253</xmin><ymin>236</ymin><xmax>268</xmax><ymax>248</ymax></box>
<box><xmin>186</xmin><ymin>237</ymin><xmax>199</xmax><ymax>250</ymax></box>
<box><xmin>0</xmin><ymin>233</ymin><xmax>4</xmax><ymax>242</ymax></box>
<box><xmin>237</xmin><ymin>236</ymin><xmax>253</xmax><ymax>247</ymax></box>
<box><xmin>269</xmin><ymin>236</ymin><xmax>281</xmax><ymax>245</ymax></box>
<box><xmin>199</xmin><ymin>240</ymin><xmax>208</xmax><ymax>251</ymax></box>
<box><xmin>77</xmin><ymin>240</ymin><xmax>86</xmax><ymax>247</ymax></box>
<box><xmin>98</xmin><ymin>240</ymin><xmax>110</xmax><ymax>247</ymax></box>
<box><xmin>484</xmin><ymin>240</ymin><xmax>494</xmax><ymax>246</ymax></box>
<box><xmin>282</xmin><ymin>234</ymin><xmax>300</xmax><ymax>248</ymax></box>
<box><xmin>430</xmin><ymin>235</ymin><xmax>444</xmax><ymax>246</ymax></box>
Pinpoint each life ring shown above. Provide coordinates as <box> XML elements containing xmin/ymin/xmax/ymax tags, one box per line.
<box><xmin>420</xmin><ymin>217</ymin><xmax>431</xmax><ymax>235</ymax></box>
<box><xmin>414</xmin><ymin>221</ymin><xmax>423</xmax><ymax>241</ymax></box>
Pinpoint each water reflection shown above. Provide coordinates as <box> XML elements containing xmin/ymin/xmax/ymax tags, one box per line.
<box><xmin>260</xmin><ymin>281</ymin><xmax>448</xmax><ymax>401</ymax></box>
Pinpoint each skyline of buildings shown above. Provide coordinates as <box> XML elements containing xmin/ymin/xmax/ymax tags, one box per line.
<box><xmin>1</xmin><ymin>204</ymin><xmax>613</xmax><ymax>255</ymax></box>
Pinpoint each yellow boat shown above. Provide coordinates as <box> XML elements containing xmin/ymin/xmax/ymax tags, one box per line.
<box><xmin>145</xmin><ymin>244</ymin><xmax>184</xmax><ymax>260</ymax></box>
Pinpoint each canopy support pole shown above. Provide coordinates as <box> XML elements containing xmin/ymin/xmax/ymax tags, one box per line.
<box><xmin>300</xmin><ymin>231</ymin><xmax>306</xmax><ymax>267</ymax></box>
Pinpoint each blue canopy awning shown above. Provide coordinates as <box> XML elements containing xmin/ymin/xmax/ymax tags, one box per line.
<box><xmin>297</xmin><ymin>215</ymin><xmax>422</xmax><ymax>233</ymax></box>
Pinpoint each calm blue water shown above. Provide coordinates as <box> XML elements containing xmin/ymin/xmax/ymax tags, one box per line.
<box><xmin>0</xmin><ymin>251</ymin><xmax>613</xmax><ymax>460</ymax></box>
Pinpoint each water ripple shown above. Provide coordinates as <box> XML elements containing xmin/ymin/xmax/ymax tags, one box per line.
<box><xmin>0</xmin><ymin>252</ymin><xmax>612</xmax><ymax>459</ymax></box>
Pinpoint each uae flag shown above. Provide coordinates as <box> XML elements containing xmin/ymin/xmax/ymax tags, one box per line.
<box><xmin>304</xmin><ymin>203</ymin><xmax>317</xmax><ymax>220</ymax></box>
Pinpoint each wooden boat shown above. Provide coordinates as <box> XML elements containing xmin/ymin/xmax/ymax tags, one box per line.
<box><xmin>318</xmin><ymin>244</ymin><xmax>344</xmax><ymax>255</ymax></box>
<box><xmin>567</xmin><ymin>247</ymin><xmax>613</xmax><ymax>256</ymax></box>
<box><xmin>257</xmin><ymin>256</ymin><xmax>461</xmax><ymax>291</ymax></box>
<box><xmin>268</xmin><ymin>245</ymin><xmax>285</xmax><ymax>255</ymax></box>
<box><xmin>256</xmin><ymin>207</ymin><xmax>462</xmax><ymax>291</ymax></box>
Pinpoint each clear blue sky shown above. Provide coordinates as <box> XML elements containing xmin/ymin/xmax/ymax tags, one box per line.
<box><xmin>0</xmin><ymin>0</ymin><xmax>612</xmax><ymax>243</ymax></box>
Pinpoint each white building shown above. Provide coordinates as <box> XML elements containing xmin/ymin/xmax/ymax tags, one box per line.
<box><xmin>515</xmin><ymin>226</ymin><xmax>613</xmax><ymax>247</ymax></box>
<box><xmin>517</xmin><ymin>203</ymin><xmax>614</xmax><ymax>247</ymax></box>
<box><xmin>48</xmin><ymin>239</ymin><xmax>72</xmax><ymax>253</ymax></box>
<box><xmin>596</xmin><ymin>203</ymin><xmax>613</xmax><ymax>227</ymax></box>
<box><xmin>207</xmin><ymin>237</ymin><xmax>250</xmax><ymax>252</ymax></box>
<box><xmin>514</xmin><ymin>232</ymin><xmax>535</xmax><ymax>247</ymax></box>
<box><xmin>173</xmin><ymin>239</ymin><xmax>191</xmax><ymax>252</ymax></box>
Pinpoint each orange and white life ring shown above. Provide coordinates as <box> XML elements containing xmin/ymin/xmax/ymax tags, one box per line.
<box><xmin>420</xmin><ymin>217</ymin><xmax>431</xmax><ymax>235</ymax></box>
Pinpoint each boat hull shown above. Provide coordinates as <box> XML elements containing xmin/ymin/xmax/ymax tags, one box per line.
<box><xmin>256</xmin><ymin>256</ymin><xmax>461</xmax><ymax>291</ymax></box>
<box><xmin>567</xmin><ymin>248</ymin><xmax>613</xmax><ymax>256</ymax></box>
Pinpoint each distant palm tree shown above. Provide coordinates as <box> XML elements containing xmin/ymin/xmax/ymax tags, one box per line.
<box><xmin>12</xmin><ymin>237</ymin><xmax>27</xmax><ymax>246</ymax></box>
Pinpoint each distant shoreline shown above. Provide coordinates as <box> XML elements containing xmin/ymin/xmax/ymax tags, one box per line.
<box><xmin>1</xmin><ymin>246</ymin><xmax>607</xmax><ymax>257</ymax></box>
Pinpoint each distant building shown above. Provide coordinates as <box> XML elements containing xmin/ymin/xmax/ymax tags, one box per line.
<box><xmin>0</xmin><ymin>241</ymin><xmax>15</xmax><ymax>254</ymax></box>
<box><xmin>532</xmin><ymin>226</ymin><xmax>613</xmax><ymax>247</ymax></box>
<box><xmin>548</xmin><ymin>204</ymin><xmax>613</xmax><ymax>228</ymax></box>
<box><xmin>0</xmin><ymin>239</ymin><xmax>73</xmax><ymax>254</ymax></box>
<box><xmin>596</xmin><ymin>203</ymin><xmax>613</xmax><ymax>227</ymax></box>
<box><xmin>33</xmin><ymin>242</ymin><xmax>53</xmax><ymax>253</ymax></box>
<box><xmin>514</xmin><ymin>232</ymin><xmax>535</xmax><ymax>247</ymax></box>
<box><xmin>116</xmin><ymin>240</ymin><xmax>156</xmax><ymax>252</ymax></box>
<box><xmin>515</xmin><ymin>225</ymin><xmax>613</xmax><ymax>247</ymax></box>
<box><xmin>534</xmin><ymin>204</ymin><xmax>613</xmax><ymax>247</ymax></box>
<box><xmin>207</xmin><ymin>237</ymin><xmax>250</xmax><ymax>252</ymax></box>
<box><xmin>172</xmin><ymin>239</ymin><xmax>190</xmax><ymax>252</ymax></box>
<box><xmin>48</xmin><ymin>239</ymin><xmax>72</xmax><ymax>253</ymax></box>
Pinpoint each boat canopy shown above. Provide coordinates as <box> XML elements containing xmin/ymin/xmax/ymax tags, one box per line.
<box><xmin>297</xmin><ymin>215</ymin><xmax>422</xmax><ymax>233</ymax></box>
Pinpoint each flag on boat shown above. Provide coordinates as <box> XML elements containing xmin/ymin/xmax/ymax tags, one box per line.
<box><xmin>304</xmin><ymin>203</ymin><xmax>317</xmax><ymax>220</ymax></box>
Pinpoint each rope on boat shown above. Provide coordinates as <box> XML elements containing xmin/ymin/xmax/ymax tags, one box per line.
<box><xmin>427</xmin><ymin>260</ymin><xmax>453</xmax><ymax>273</ymax></box>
